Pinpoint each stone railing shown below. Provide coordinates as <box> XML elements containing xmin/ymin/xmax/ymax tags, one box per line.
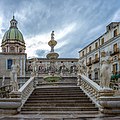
<box><xmin>18</xmin><ymin>76</ymin><xmax>35</xmax><ymax>107</ymax></box>
<box><xmin>0</xmin><ymin>77</ymin><xmax>35</xmax><ymax>114</ymax></box>
<box><xmin>77</xmin><ymin>74</ymin><xmax>120</xmax><ymax>114</ymax></box>
<box><xmin>77</xmin><ymin>74</ymin><xmax>101</xmax><ymax>106</ymax></box>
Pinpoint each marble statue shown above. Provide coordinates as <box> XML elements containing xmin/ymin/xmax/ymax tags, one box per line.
<box><xmin>10</xmin><ymin>63</ymin><xmax>20</xmax><ymax>91</ymax></box>
<box><xmin>77</xmin><ymin>60</ymin><xmax>87</xmax><ymax>75</ymax></box>
<box><xmin>100</xmin><ymin>60</ymin><xmax>111</xmax><ymax>88</ymax></box>
<box><xmin>2</xmin><ymin>75</ymin><xmax>5</xmax><ymax>86</ymax></box>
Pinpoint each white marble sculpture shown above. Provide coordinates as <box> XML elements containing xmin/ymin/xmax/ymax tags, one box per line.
<box><xmin>100</xmin><ymin>60</ymin><xmax>111</xmax><ymax>88</ymax></box>
<box><xmin>10</xmin><ymin>63</ymin><xmax>19</xmax><ymax>91</ymax></box>
<box><xmin>77</xmin><ymin>60</ymin><xmax>87</xmax><ymax>75</ymax></box>
<box><xmin>2</xmin><ymin>75</ymin><xmax>5</xmax><ymax>86</ymax></box>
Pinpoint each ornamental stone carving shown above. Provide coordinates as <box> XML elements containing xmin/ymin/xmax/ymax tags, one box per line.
<box><xmin>77</xmin><ymin>60</ymin><xmax>87</xmax><ymax>75</ymax></box>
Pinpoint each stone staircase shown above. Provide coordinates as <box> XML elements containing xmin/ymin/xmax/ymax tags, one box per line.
<box><xmin>20</xmin><ymin>86</ymin><xmax>99</xmax><ymax>118</ymax></box>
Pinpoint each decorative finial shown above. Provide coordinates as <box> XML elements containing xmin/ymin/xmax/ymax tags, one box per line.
<box><xmin>51</xmin><ymin>31</ymin><xmax>54</xmax><ymax>40</ymax></box>
<box><xmin>13</xmin><ymin>12</ymin><xmax>15</xmax><ymax>19</ymax></box>
<box><xmin>13</xmin><ymin>15</ymin><xmax>15</xmax><ymax>20</ymax></box>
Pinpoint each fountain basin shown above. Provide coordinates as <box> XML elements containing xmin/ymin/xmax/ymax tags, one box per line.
<box><xmin>44</xmin><ymin>76</ymin><xmax>61</xmax><ymax>82</ymax></box>
<box><xmin>46</xmin><ymin>52</ymin><xmax>59</xmax><ymax>59</ymax></box>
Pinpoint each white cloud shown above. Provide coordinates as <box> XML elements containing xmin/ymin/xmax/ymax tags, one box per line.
<box><xmin>87</xmin><ymin>24</ymin><xmax>103</xmax><ymax>35</ymax></box>
<box><xmin>112</xmin><ymin>9</ymin><xmax>120</xmax><ymax>21</ymax></box>
<box><xmin>55</xmin><ymin>22</ymin><xmax>77</xmax><ymax>40</ymax></box>
<box><xmin>25</xmin><ymin>22</ymin><xmax>76</xmax><ymax>57</ymax></box>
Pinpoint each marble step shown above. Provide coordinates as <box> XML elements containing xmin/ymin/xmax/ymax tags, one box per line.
<box><xmin>25</xmin><ymin>99</ymin><xmax>92</xmax><ymax>103</ymax></box>
<box><xmin>29</xmin><ymin>94</ymin><xmax>87</xmax><ymax>98</ymax></box>
<box><xmin>23</xmin><ymin>102</ymin><xmax>95</xmax><ymax>107</ymax></box>
<box><xmin>31</xmin><ymin>92</ymin><xmax>85</xmax><ymax>96</ymax></box>
<box><xmin>33</xmin><ymin>89</ymin><xmax>83</xmax><ymax>91</ymax></box>
<box><xmin>27</xmin><ymin>97</ymin><xmax>90</xmax><ymax>101</ymax></box>
<box><xmin>34</xmin><ymin>87</ymin><xmax>81</xmax><ymax>89</ymax></box>
<box><xmin>20</xmin><ymin>110</ymin><xmax>99</xmax><ymax>115</ymax></box>
<box><xmin>21</xmin><ymin>106</ymin><xmax>98</xmax><ymax>111</ymax></box>
<box><xmin>37</xmin><ymin>82</ymin><xmax>77</xmax><ymax>86</ymax></box>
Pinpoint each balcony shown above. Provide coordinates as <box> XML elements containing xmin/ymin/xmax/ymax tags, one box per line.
<box><xmin>110</xmin><ymin>48</ymin><xmax>119</xmax><ymax>56</ymax></box>
<box><xmin>86</xmin><ymin>61</ymin><xmax>92</xmax><ymax>66</ymax></box>
<box><xmin>92</xmin><ymin>58</ymin><xmax>99</xmax><ymax>64</ymax></box>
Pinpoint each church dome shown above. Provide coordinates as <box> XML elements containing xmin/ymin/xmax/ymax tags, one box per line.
<box><xmin>2</xmin><ymin>16</ymin><xmax>25</xmax><ymax>44</ymax></box>
<box><xmin>1</xmin><ymin>16</ymin><xmax>26</xmax><ymax>53</ymax></box>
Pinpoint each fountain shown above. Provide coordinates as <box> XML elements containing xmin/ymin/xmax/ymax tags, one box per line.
<box><xmin>46</xmin><ymin>31</ymin><xmax>59</xmax><ymax>76</ymax></box>
<box><xmin>45</xmin><ymin>31</ymin><xmax>61</xmax><ymax>82</ymax></box>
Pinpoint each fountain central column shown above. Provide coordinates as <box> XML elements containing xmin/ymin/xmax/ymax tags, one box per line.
<box><xmin>46</xmin><ymin>31</ymin><xmax>59</xmax><ymax>76</ymax></box>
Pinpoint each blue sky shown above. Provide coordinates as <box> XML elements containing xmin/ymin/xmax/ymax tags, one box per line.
<box><xmin>0</xmin><ymin>0</ymin><xmax>120</xmax><ymax>58</ymax></box>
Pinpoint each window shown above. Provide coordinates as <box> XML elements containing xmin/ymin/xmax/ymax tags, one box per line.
<box><xmin>19</xmin><ymin>48</ymin><xmax>22</xmax><ymax>53</ymax></box>
<box><xmin>95</xmin><ymin>72</ymin><xmax>98</xmax><ymax>80</ymax></box>
<box><xmin>114</xmin><ymin>29</ymin><xmax>117</xmax><ymax>37</ymax></box>
<box><xmin>95</xmin><ymin>54</ymin><xmax>98</xmax><ymax>60</ymax></box>
<box><xmin>7</xmin><ymin>59</ymin><xmax>13</xmax><ymax>69</ymax></box>
<box><xmin>10</xmin><ymin>46</ymin><xmax>15</xmax><ymax>52</ymax></box>
<box><xmin>95</xmin><ymin>42</ymin><xmax>98</xmax><ymax>49</ymax></box>
<box><xmin>89</xmin><ymin>57</ymin><xmax>92</xmax><ymax>63</ymax></box>
<box><xmin>89</xmin><ymin>46</ymin><xmax>91</xmax><ymax>52</ymax></box>
<box><xmin>113</xmin><ymin>43</ymin><xmax>118</xmax><ymax>52</ymax></box>
<box><xmin>89</xmin><ymin>74</ymin><xmax>92</xmax><ymax>79</ymax></box>
<box><xmin>3</xmin><ymin>48</ymin><xmax>6</xmax><ymax>52</ymax></box>
<box><xmin>113</xmin><ymin>63</ymin><xmax>118</xmax><ymax>74</ymax></box>
<box><xmin>82</xmin><ymin>51</ymin><xmax>84</xmax><ymax>57</ymax></box>
<box><xmin>101</xmin><ymin>38</ymin><xmax>104</xmax><ymax>45</ymax></box>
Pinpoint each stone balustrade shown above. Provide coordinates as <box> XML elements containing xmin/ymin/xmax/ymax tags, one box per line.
<box><xmin>77</xmin><ymin>74</ymin><xmax>101</xmax><ymax>106</ymax></box>
<box><xmin>77</xmin><ymin>73</ymin><xmax>120</xmax><ymax>114</ymax></box>
<box><xmin>0</xmin><ymin>77</ymin><xmax>35</xmax><ymax>114</ymax></box>
<box><xmin>18</xmin><ymin>76</ymin><xmax>35</xmax><ymax>107</ymax></box>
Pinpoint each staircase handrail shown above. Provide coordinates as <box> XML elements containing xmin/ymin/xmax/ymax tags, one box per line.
<box><xmin>78</xmin><ymin>73</ymin><xmax>101</xmax><ymax>107</ymax></box>
<box><xmin>80</xmin><ymin>74</ymin><xmax>101</xmax><ymax>91</ymax></box>
<box><xmin>18</xmin><ymin>76</ymin><xmax>35</xmax><ymax>107</ymax></box>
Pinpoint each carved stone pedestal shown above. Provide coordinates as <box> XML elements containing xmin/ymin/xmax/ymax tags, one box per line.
<box><xmin>99</xmin><ymin>88</ymin><xmax>120</xmax><ymax>114</ymax></box>
<box><xmin>99</xmin><ymin>88</ymin><xmax>114</xmax><ymax>97</ymax></box>
<box><xmin>0</xmin><ymin>98</ymin><xmax>22</xmax><ymax>115</ymax></box>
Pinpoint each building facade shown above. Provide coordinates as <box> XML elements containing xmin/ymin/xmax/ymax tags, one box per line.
<box><xmin>0</xmin><ymin>17</ymin><xmax>78</xmax><ymax>77</ymax></box>
<box><xmin>0</xmin><ymin>16</ymin><xmax>26</xmax><ymax>77</ymax></box>
<box><xmin>79</xmin><ymin>22</ymin><xmax>120</xmax><ymax>81</ymax></box>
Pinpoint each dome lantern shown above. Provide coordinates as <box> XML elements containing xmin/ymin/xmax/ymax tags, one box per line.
<box><xmin>10</xmin><ymin>15</ymin><xmax>18</xmax><ymax>28</ymax></box>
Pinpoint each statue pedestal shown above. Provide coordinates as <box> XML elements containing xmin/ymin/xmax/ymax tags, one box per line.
<box><xmin>98</xmin><ymin>88</ymin><xmax>120</xmax><ymax>114</ymax></box>
<box><xmin>99</xmin><ymin>88</ymin><xmax>114</xmax><ymax>97</ymax></box>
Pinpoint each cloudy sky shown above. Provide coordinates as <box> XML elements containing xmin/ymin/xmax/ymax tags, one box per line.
<box><xmin>0</xmin><ymin>0</ymin><xmax>120</xmax><ymax>58</ymax></box>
